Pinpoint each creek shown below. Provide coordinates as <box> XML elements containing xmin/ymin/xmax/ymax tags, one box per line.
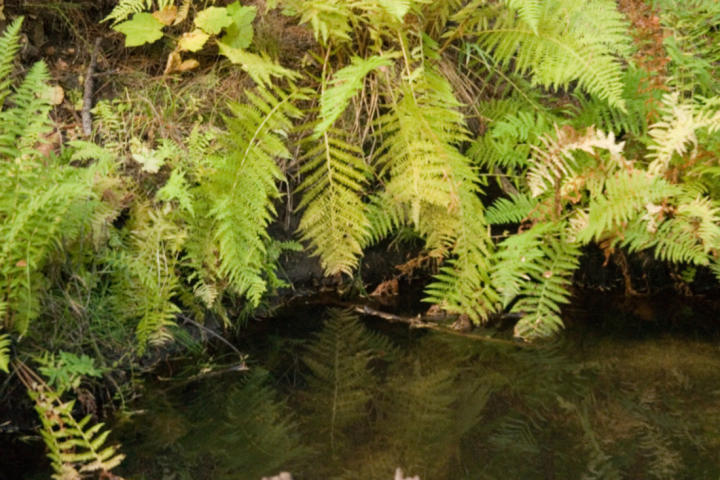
<box><xmin>109</xmin><ymin>294</ymin><xmax>720</xmax><ymax>480</ymax></box>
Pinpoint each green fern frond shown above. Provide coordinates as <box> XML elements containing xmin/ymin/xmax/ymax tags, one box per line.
<box><xmin>576</xmin><ymin>170</ymin><xmax>680</xmax><ymax>244</ymax></box>
<box><xmin>0</xmin><ymin>61</ymin><xmax>53</xmax><ymax>159</ymax></box>
<box><xmin>281</xmin><ymin>0</ymin><xmax>359</xmax><ymax>44</ymax></box>
<box><xmin>0</xmin><ymin>17</ymin><xmax>24</xmax><ymax>109</ymax></box>
<box><xmin>314</xmin><ymin>55</ymin><xmax>392</xmax><ymax>137</ymax></box>
<box><xmin>423</xmin><ymin>190</ymin><xmax>499</xmax><ymax>323</ymax></box>
<box><xmin>492</xmin><ymin>222</ymin><xmax>553</xmax><ymax>307</ymax></box>
<box><xmin>503</xmin><ymin>0</ymin><xmax>541</xmax><ymax>34</ymax></box>
<box><xmin>485</xmin><ymin>193</ymin><xmax>537</xmax><ymax>225</ymax></box>
<box><xmin>207</xmin><ymin>87</ymin><xmax>303</xmax><ymax>305</ymax></box>
<box><xmin>103</xmin><ymin>0</ymin><xmax>154</xmax><ymax>24</ymax></box>
<box><xmin>476</xmin><ymin>0</ymin><xmax>631</xmax><ymax>108</ymax></box>
<box><xmin>511</xmin><ymin>232</ymin><xmax>580</xmax><ymax>340</ymax></box>
<box><xmin>0</xmin><ymin>330</ymin><xmax>9</xmax><ymax>373</ymax></box>
<box><xmin>363</xmin><ymin>193</ymin><xmax>410</xmax><ymax>247</ymax></box>
<box><xmin>297</xmin><ymin>127</ymin><xmax>371</xmax><ymax>275</ymax></box>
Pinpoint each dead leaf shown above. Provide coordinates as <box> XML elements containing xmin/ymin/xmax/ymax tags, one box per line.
<box><xmin>46</xmin><ymin>85</ymin><xmax>64</xmax><ymax>105</ymax></box>
<box><xmin>153</xmin><ymin>5</ymin><xmax>177</xmax><ymax>26</ymax></box>
<box><xmin>176</xmin><ymin>59</ymin><xmax>199</xmax><ymax>72</ymax></box>
<box><xmin>163</xmin><ymin>50</ymin><xmax>181</xmax><ymax>75</ymax></box>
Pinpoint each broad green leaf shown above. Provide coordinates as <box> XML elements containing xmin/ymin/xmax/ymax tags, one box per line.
<box><xmin>221</xmin><ymin>2</ymin><xmax>257</xmax><ymax>49</ymax></box>
<box><xmin>178</xmin><ymin>29</ymin><xmax>210</xmax><ymax>52</ymax></box>
<box><xmin>195</xmin><ymin>6</ymin><xmax>233</xmax><ymax>35</ymax></box>
<box><xmin>113</xmin><ymin>13</ymin><xmax>164</xmax><ymax>47</ymax></box>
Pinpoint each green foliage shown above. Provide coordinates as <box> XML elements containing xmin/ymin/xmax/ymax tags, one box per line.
<box><xmin>36</xmin><ymin>351</ymin><xmax>105</xmax><ymax>393</ymax></box>
<box><xmin>114</xmin><ymin>12</ymin><xmax>165</xmax><ymax>46</ymax></box>
<box><xmin>207</xmin><ymin>86</ymin><xmax>304</xmax><ymax>305</ymax></box>
<box><xmin>301</xmin><ymin>308</ymin><xmax>395</xmax><ymax>453</ymax></box>
<box><xmin>465</xmin><ymin>0</ymin><xmax>632</xmax><ymax>108</ymax></box>
<box><xmin>0</xmin><ymin>329</ymin><xmax>9</xmax><ymax>373</ymax></box>
<box><xmin>25</xmin><ymin>371</ymin><xmax>124</xmax><ymax>479</ymax></box>
<box><xmin>0</xmin><ymin>18</ymin><xmax>99</xmax><ymax>335</ymax></box>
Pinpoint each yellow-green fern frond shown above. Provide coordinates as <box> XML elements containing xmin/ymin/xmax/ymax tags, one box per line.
<box><xmin>314</xmin><ymin>55</ymin><xmax>392</xmax><ymax>137</ymax></box>
<box><xmin>511</xmin><ymin>232</ymin><xmax>580</xmax><ymax>340</ymax></box>
<box><xmin>0</xmin><ymin>330</ymin><xmax>9</xmax><ymax>373</ymax></box>
<box><xmin>476</xmin><ymin>0</ymin><xmax>631</xmax><ymax>108</ymax></box>
<box><xmin>297</xmin><ymin>128</ymin><xmax>371</xmax><ymax>275</ymax></box>
<box><xmin>22</xmin><ymin>368</ymin><xmax>125</xmax><ymax>479</ymax></box>
<box><xmin>647</xmin><ymin>94</ymin><xmax>720</xmax><ymax>176</ymax></box>
<box><xmin>207</xmin><ymin>87</ymin><xmax>304</xmax><ymax>305</ymax></box>
<box><xmin>576</xmin><ymin>170</ymin><xmax>680</xmax><ymax>244</ymax></box>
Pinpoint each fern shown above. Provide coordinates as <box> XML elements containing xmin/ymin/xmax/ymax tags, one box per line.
<box><xmin>17</xmin><ymin>363</ymin><xmax>125</xmax><ymax>479</ymax></box>
<box><xmin>0</xmin><ymin>17</ymin><xmax>23</xmax><ymax>109</ymax></box>
<box><xmin>472</xmin><ymin>0</ymin><xmax>632</xmax><ymax>108</ymax></box>
<box><xmin>0</xmin><ymin>329</ymin><xmax>9</xmax><ymax>373</ymax></box>
<box><xmin>577</xmin><ymin>170</ymin><xmax>680</xmax><ymax>244</ymax></box>
<box><xmin>103</xmin><ymin>0</ymin><xmax>154</xmax><ymax>24</ymax></box>
<box><xmin>297</xmin><ymin>127</ymin><xmax>371</xmax><ymax>275</ymax></box>
<box><xmin>503</xmin><ymin>0</ymin><xmax>542</xmax><ymax>34</ymax></box>
<box><xmin>485</xmin><ymin>193</ymin><xmax>537</xmax><ymax>225</ymax></box>
<box><xmin>301</xmin><ymin>309</ymin><xmax>394</xmax><ymax>453</ymax></box>
<box><xmin>510</xmin><ymin>231</ymin><xmax>580</xmax><ymax>340</ymax></box>
<box><xmin>205</xmin><ymin>87</ymin><xmax>303</xmax><ymax>306</ymax></box>
<box><xmin>314</xmin><ymin>55</ymin><xmax>392</xmax><ymax>137</ymax></box>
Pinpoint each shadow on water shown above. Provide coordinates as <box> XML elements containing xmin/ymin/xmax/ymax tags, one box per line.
<box><xmin>112</xmin><ymin>296</ymin><xmax>720</xmax><ymax>480</ymax></box>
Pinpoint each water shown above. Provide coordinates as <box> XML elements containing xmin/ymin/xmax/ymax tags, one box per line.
<box><xmin>111</xmin><ymin>302</ymin><xmax>720</xmax><ymax>480</ymax></box>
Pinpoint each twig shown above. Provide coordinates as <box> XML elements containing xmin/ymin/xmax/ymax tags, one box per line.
<box><xmin>179</xmin><ymin>314</ymin><xmax>247</xmax><ymax>359</ymax></box>
<box><xmin>352</xmin><ymin>304</ymin><xmax>528</xmax><ymax>348</ymax></box>
<box><xmin>82</xmin><ymin>38</ymin><xmax>101</xmax><ymax>137</ymax></box>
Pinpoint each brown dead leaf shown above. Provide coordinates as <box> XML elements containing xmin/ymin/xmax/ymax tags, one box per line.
<box><xmin>153</xmin><ymin>5</ymin><xmax>178</xmax><ymax>26</ymax></box>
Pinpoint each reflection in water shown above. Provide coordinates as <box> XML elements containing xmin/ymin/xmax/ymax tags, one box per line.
<box><xmin>115</xmin><ymin>308</ymin><xmax>720</xmax><ymax>480</ymax></box>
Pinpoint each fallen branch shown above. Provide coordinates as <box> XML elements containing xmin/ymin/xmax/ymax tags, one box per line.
<box><xmin>351</xmin><ymin>304</ymin><xmax>528</xmax><ymax>348</ymax></box>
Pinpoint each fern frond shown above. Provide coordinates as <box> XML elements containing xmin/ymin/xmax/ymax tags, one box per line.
<box><xmin>423</xmin><ymin>191</ymin><xmax>498</xmax><ymax>323</ymax></box>
<box><xmin>0</xmin><ymin>17</ymin><xmax>24</xmax><ymax>109</ymax></box>
<box><xmin>576</xmin><ymin>170</ymin><xmax>680</xmax><ymax>244</ymax></box>
<box><xmin>302</xmin><ymin>309</ymin><xmax>391</xmax><ymax>452</ymax></box>
<box><xmin>511</xmin><ymin>232</ymin><xmax>580</xmax><ymax>340</ymax></box>
<box><xmin>503</xmin><ymin>0</ymin><xmax>541</xmax><ymax>34</ymax></box>
<box><xmin>21</xmin><ymin>368</ymin><xmax>125</xmax><ymax>479</ymax></box>
<box><xmin>492</xmin><ymin>222</ymin><xmax>553</xmax><ymax>307</ymax></box>
<box><xmin>476</xmin><ymin>0</ymin><xmax>631</xmax><ymax>108</ymax></box>
<box><xmin>206</xmin><ymin>87</ymin><xmax>303</xmax><ymax>305</ymax></box>
<box><xmin>646</xmin><ymin>93</ymin><xmax>720</xmax><ymax>176</ymax></box>
<box><xmin>527</xmin><ymin>126</ymin><xmax>626</xmax><ymax>197</ymax></box>
<box><xmin>103</xmin><ymin>0</ymin><xmax>154</xmax><ymax>24</ymax></box>
<box><xmin>485</xmin><ymin>193</ymin><xmax>536</xmax><ymax>225</ymax></box>
<box><xmin>0</xmin><ymin>61</ymin><xmax>53</xmax><ymax>159</ymax></box>
<box><xmin>363</xmin><ymin>193</ymin><xmax>409</xmax><ymax>247</ymax></box>
<box><xmin>0</xmin><ymin>330</ymin><xmax>9</xmax><ymax>373</ymax></box>
<box><xmin>297</xmin><ymin>128</ymin><xmax>371</xmax><ymax>275</ymax></box>
<box><xmin>314</xmin><ymin>55</ymin><xmax>392</xmax><ymax>136</ymax></box>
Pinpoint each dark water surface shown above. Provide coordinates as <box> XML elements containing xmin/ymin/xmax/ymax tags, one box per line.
<box><xmin>110</xmin><ymin>302</ymin><xmax>720</xmax><ymax>480</ymax></box>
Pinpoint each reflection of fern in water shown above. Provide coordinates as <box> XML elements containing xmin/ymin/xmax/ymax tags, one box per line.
<box><xmin>300</xmin><ymin>309</ymin><xmax>396</xmax><ymax>457</ymax></box>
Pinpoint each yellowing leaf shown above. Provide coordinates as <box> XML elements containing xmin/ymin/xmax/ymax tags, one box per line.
<box><xmin>178</xmin><ymin>29</ymin><xmax>210</xmax><ymax>52</ymax></box>
<box><xmin>131</xmin><ymin>140</ymin><xmax>165</xmax><ymax>173</ymax></box>
<box><xmin>114</xmin><ymin>13</ymin><xmax>164</xmax><ymax>47</ymax></box>
<box><xmin>221</xmin><ymin>2</ymin><xmax>256</xmax><ymax>49</ymax></box>
<box><xmin>153</xmin><ymin>5</ymin><xmax>177</xmax><ymax>26</ymax></box>
<box><xmin>177</xmin><ymin>59</ymin><xmax>200</xmax><ymax>72</ymax></box>
<box><xmin>195</xmin><ymin>6</ymin><xmax>232</xmax><ymax>35</ymax></box>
